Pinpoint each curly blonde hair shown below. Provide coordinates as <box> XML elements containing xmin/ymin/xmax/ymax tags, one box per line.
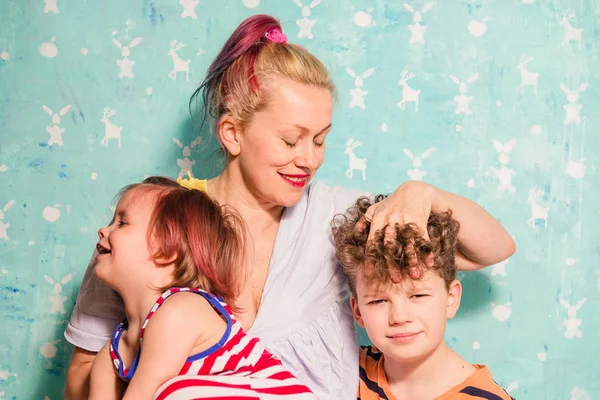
<box><xmin>332</xmin><ymin>195</ymin><xmax>460</xmax><ymax>296</ymax></box>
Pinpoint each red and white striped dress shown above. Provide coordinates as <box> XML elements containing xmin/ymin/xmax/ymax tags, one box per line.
<box><xmin>109</xmin><ymin>287</ymin><xmax>315</xmax><ymax>399</ymax></box>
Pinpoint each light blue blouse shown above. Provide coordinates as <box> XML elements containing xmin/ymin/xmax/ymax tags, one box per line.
<box><xmin>65</xmin><ymin>181</ymin><xmax>368</xmax><ymax>399</ymax></box>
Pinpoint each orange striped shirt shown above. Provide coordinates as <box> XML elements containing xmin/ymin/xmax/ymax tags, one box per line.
<box><xmin>358</xmin><ymin>346</ymin><xmax>514</xmax><ymax>400</ymax></box>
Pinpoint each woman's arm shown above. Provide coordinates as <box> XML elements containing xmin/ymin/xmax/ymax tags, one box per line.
<box><xmin>64</xmin><ymin>347</ymin><xmax>96</xmax><ymax>400</ymax></box>
<box><xmin>430</xmin><ymin>184</ymin><xmax>515</xmax><ymax>270</ymax></box>
<box><xmin>89</xmin><ymin>342</ymin><xmax>126</xmax><ymax>400</ymax></box>
<box><xmin>363</xmin><ymin>181</ymin><xmax>515</xmax><ymax>271</ymax></box>
<box><xmin>122</xmin><ymin>293</ymin><xmax>226</xmax><ymax>400</ymax></box>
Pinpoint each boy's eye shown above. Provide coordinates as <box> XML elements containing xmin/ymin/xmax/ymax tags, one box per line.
<box><xmin>411</xmin><ymin>294</ymin><xmax>428</xmax><ymax>299</ymax></box>
<box><xmin>117</xmin><ymin>220</ymin><xmax>127</xmax><ymax>227</ymax></box>
<box><xmin>368</xmin><ymin>299</ymin><xmax>386</xmax><ymax>305</ymax></box>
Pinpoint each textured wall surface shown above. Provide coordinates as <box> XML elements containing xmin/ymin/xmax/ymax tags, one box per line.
<box><xmin>1</xmin><ymin>0</ymin><xmax>599</xmax><ymax>398</ymax></box>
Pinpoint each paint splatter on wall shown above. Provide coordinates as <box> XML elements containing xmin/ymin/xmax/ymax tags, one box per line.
<box><xmin>0</xmin><ymin>1</ymin><xmax>599</xmax><ymax>398</ymax></box>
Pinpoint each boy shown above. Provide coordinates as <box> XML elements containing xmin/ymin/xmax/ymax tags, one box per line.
<box><xmin>332</xmin><ymin>196</ymin><xmax>514</xmax><ymax>400</ymax></box>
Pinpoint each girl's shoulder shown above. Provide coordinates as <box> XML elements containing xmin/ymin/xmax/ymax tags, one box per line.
<box><xmin>144</xmin><ymin>289</ymin><xmax>227</xmax><ymax>338</ymax></box>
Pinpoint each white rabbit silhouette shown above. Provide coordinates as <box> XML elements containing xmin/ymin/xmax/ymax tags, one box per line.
<box><xmin>113</xmin><ymin>37</ymin><xmax>143</xmax><ymax>78</ymax></box>
<box><xmin>43</xmin><ymin>104</ymin><xmax>72</xmax><ymax>146</ymax></box>
<box><xmin>404</xmin><ymin>2</ymin><xmax>434</xmax><ymax>44</ymax></box>
<box><xmin>492</xmin><ymin>139</ymin><xmax>516</xmax><ymax>193</ymax></box>
<box><xmin>0</xmin><ymin>200</ymin><xmax>15</xmax><ymax>241</ymax></box>
<box><xmin>527</xmin><ymin>187</ymin><xmax>549</xmax><ymax>227</ymax></box>
<box><xmin>492</xmin><ymin>139</ymin><xmax>516</xmax><ymax>165</ymax></box>
<box><xmin>561</xmin><ymin>82</ymin><xmax>588</xmax><ymax>125</ymax></box>
<box><xmin>44</xmin><ymin>274</ymin><xmax>73</xmax><ymax>314</ymax></box>
<box><xmin>404</xmin><ymin>148</ymin><xmax>434</xmax><ymax>181</ymax></box>
<box><xmin>560</xmin><ymin>298</ymin><xmax>587</xmax><ymax>339</ymax></box>
<box><xmin>346</xmin><ymin>67</ymin><xmax>375</xmax><ymax>109</ymax></box>
<box><xmin>293</xmin><ymin>0</ymin><xmax>321</xmax><ymax>39</ymax></box>
<box><xmin>174</xmin><ymin>136</ymin><xmax>202</xmax><ymax>177</ymax></box>
<box><xmin>43</xmin><ymin>0</ymin><xmax>59</xmax><ymax>14</ymax></box>
<box><xmin>566</xmin><ymin>157</ymin><xmax>586</xmax><ymax>179</ymax></box>
<box><xmin>344</xmin><ymin>138</ymin><xmax>366</xmax><ymax>180</ymax></box>
<box><xmin>449</xmin><ymin>73</ymin><xmax>479</xmax><ymax>115</ymax></box>
<box><xmin>491</xmin><ymin>258</ymin><xmax>509</xmax><ymax>277</ymax></box>
<box><xmin>180</xmin><ymin>0</ymin><xmax>199</xmax><ymax>19</ymax></box>
<box><xmin>570</xmin><ymin>387</ymin><xmax>591</xmax><ymax>400</ymax></box>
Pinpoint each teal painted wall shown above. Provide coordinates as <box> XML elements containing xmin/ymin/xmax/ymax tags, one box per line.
<box><xmin>1</xmin><ymin>1</ymin><xmax>599</xmax><ymax>398</ymax></box>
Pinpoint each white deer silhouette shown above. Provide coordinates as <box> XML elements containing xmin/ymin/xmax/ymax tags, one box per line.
<box><xmin>397</xmin><ymin>69</ymin><xmax>420</xmax><ymax>112</ymax></box>
<box><xmin>42</xmin><ymin>104</ymin><xmax>72</xmax><ymax>146</ymax></box>
<box><xmin>404</xmin><ymin>2</ymin><xmax>434</xmax><ymax>44</ymax></box>
<box><xmin>527</xmin><ymin>187</ymin><xmax>549</xmax><ymax>228</ymax></box>
<box><xmin>560</xmin><ymin>298</ymin><xmax>587</xmax><ymax>339</ymax></box>
<box><xmin>100</xmin><ymin>107</ymin><xmax>123</xmax><ymax>148</ymax></box>
<box><xmin>112</xmin><ymin>37</ymin><xmax>143</xmax><ymax>78</ymax></box>
<box><xmin>560</xmin><ymin>11</ymin><xmax>583</xmax><ymax>49</ymax></box>
<box><xmin>344</xmin><ymin>138</ymin><xmax>366</xmax><ymax>180</ymax></box>
<box><xmin>174</xmin><ymin>136</ymin><xmax>202</xmax><ymax>177</ymax></box>
<box><xmin>517</xmin><ymin>56</ymin><xmax>539</xmax><ymax>94</ymax></box>
<box><xmin>449</xmin><ymin>73</ymin><xmax>479</xmax><ymax>115</ymax></box>
<box><xmin>168</xmin><ymin>40</ymin><xmax>191</xmax><ymax>81</ymax></box>
<box><xmin>561</xmin><ymin>82</ymin><xmax>588</xmax><ymax>125</ymax></box>
<box><xmin>346</xmin><ymin>67</ymin><xmax>375</xmax><ymax>109</ymax></box>
<box><xmin>0</xmin><ymin>200</ymin><xmax>15</xmax><ymax>241</ymax></box>
<box><xmin>44</xmin><ymin>274</ymin><xmax>73</xmax><ymax>314</ymax></box>
<box><xmin>404</xmin><ymin>148</ymin><xmax>434</xmax><ymax>181</ymax></box>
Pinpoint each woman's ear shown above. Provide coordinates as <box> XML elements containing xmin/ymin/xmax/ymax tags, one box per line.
<box><xmin>446</xmin><ymin>279</ymin><xmax>463</xmax><ymax>319</ymax></box>
<box><xmin>217</xmin><ymin>115</ymin><xmax>241</xmax><ymax>157</ymax></box>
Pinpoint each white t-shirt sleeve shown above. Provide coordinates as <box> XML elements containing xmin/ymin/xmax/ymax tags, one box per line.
<box><xmin>64</xmin><ymin>250</ymin><xmax>125</xmax><ymax>352</ymax></box>
<box><xmin>323</xmin><ymin>182</ymin><xmax>372</xmax><ymax>216</ymax></box>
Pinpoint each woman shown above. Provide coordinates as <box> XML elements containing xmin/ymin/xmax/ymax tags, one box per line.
<box><xmin>64</xmin><ymin>14</ymin><xmax>515</xmax><ymax>400</ymax></box>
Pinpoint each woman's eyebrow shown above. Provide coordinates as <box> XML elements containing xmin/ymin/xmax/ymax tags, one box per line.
<box><xmin>292</xmin><ymin>123</ymin><xmax>332</xmax><ymax>135</ymax></box>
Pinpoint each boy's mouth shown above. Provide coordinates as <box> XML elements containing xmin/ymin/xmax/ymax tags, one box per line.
<box><xmin>96</xmin><ymin>243</ymin><xmax>112</xmax><ymax>255</ymax></box>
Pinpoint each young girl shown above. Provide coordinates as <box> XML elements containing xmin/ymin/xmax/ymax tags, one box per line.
<box><xmin>89</xmin><ymin>175</ymin><xmax>315</xmax><ymax>399</ymax></box>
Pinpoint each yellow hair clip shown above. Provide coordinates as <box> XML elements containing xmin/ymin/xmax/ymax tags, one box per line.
<box><xmin>176</xmin><ymin>171</ymin><xmax>207</xmax><ymax>192</ymax></box>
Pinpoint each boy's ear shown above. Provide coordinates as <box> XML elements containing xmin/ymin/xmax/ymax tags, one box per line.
<box><xmin>350</xmin><ymin>296</ymin><xmax>365</xmax><ymax>328</ymax></box>
<box><xmin>446</xmin><ymin>279</ymin><xmax>462</xmax><ymax>319</ymax></box>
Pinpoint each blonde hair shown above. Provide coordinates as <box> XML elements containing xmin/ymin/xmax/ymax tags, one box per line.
<box><xmin>191</xmin><ymin>15</ymin><xmax>336</xmax><ymax>146</ymax></box>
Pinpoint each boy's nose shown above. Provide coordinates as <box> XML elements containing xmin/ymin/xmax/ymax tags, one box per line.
<box><xmin>389</xmin><ymin>302</ymin><xmax>413</xmax><ymax>325</ymax></box>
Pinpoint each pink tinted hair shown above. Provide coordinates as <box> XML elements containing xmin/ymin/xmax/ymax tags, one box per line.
<box><xmin>117</xmin><ymin>176</ymin><xmax>247</xmax><ymax>310</ymax></box>
<box><xmin>189</xmin><ymin>14</ymin><xmax>336</xmax><ymax>148</ymax></box>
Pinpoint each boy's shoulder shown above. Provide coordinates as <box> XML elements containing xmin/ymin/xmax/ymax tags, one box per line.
<box><xmin>358</xmin><ymin>345</ymin><xmax>392</xmax><ymax>400</ymax></box>
<box><xmin>437</xmin><ymin>364</ymin><xmax>515</xmax><ymax>400</ymax></box>
<box><xmin>359</xmin><ymin>345</ymin><xmax>384</xmax><ymax>367</ymax></box>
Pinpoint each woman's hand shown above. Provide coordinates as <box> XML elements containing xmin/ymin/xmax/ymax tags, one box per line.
<box><xmin>361</xmin><ymin>180</ymin><xmax>515</xmax><ymax>271</ymax></box>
